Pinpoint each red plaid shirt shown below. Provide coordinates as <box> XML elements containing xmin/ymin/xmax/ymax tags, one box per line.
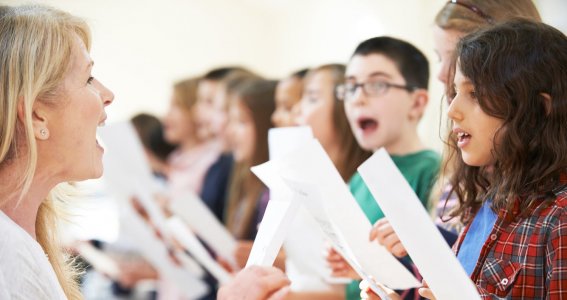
<box><xmin>454</xmin><ymin>174</ymin><xmax>567</xmax><ymax>299</ymax></box>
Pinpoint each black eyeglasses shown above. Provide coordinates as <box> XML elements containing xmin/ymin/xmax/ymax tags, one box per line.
<box><xmin>448</xmin><ymin>0</ymin><xmax>494</xmax><ymax>24</ymax></box>
<box><xmin>336</xmin><ymin>81</ymin><xmax>417</xmax><ymax>102</ymax></box>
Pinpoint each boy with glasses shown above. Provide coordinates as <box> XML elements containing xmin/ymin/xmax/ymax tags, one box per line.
<box><xmin>327</xmin><ymin>36</ymin><xmax>441</xmax><ymax>300</ymax></box>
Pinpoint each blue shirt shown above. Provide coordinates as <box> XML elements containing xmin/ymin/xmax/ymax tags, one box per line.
<box><xmin>457</xmin><ymin>200</ymin><xmax>497</xmax><ymax>275</ymax></box>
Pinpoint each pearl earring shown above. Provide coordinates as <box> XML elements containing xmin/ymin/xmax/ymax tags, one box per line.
<box><xmin>40</xmin><ymin>129</ymin><xmax>47</xmax><ymax>137</ymax></box>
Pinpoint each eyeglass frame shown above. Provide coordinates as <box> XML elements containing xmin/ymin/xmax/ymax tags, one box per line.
<box><xmin>335</xmin><ymin>80</ymin><xmax>418</xmax><ymax>102</ymax></box>
<box><xmin>448</xmin><ymin>0</ymin><xmax>494</xmax><ymax>24</ymax></box>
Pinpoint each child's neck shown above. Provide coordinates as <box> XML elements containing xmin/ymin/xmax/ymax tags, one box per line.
<box><xmin>179</xmin><ymin>136</ymin><xmax>202</xmax><ymax>152</ymax></box>
<box><xmin>382</xmin><ymin>130</ymin><xmax>426</xmax><ymax>156</ymax></box>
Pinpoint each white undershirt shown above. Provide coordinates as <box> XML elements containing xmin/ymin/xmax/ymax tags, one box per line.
<box><xmin>0</xmin><ymin>211</ymin><xmax>67</xmax><ymax>299</ymax></box>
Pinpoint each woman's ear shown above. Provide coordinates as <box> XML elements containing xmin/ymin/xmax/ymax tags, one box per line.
<box><xmin>409</xmin><ymin>89</ymin><xmax>429</xmax><ymax>121</ymax></box>
<box><xmin>17</xmin><ymin>100</ymin><xmax>50</xmax><ymax>140</ymax></box>
<box><xmin>540</xmin><ymin>92</ymin><xmax>552</xmax><ymax>116</ymax></box>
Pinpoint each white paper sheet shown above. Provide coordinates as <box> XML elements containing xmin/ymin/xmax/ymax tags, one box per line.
<box><xmin>167</xmin><ymin>217</ymin><xmax>233</xmax><ymax>284</ymax></box>
<box><xmin>275</xmin><ymin>140</ymin><xmax>420</xmax><ymax>290</ymax></box>
<box><xmin>284</xmin><ymin>205</ymin><xmax>352</xmax><ymax>290</ymax></box>
<box><xmin>120</xmin><ymin>204</ymin><xmax>208</xmax><ymax>299</ymax></box>
<box><xmin>245</xmin><ymin>196</ymin><xmax>300</xmax><ymax>267</ymax></box>
<box><xmin>268</xmin><ymin>126</ymin><xmax>314</xmax><ymax>160</ymax></box>
<box><xmin>243</xmin><ymin>127</ymin><xmax>311</xmax><ymax>268</ymax></box>
<box><xmin>270</xmin><ymin>128</ymin><xmax>351</xmax><ymax>288</ymax></box>
<box><xmin>283</xmin><ymin>179</ymin><xmax>391</xmax><ymax>300</ymax></box>
<box><xmin>98</xmin><ymin>122</ymin><xmax>170</xmax><ymax>235</ymax></box>
<box><xmin>76</xmin><ymin>243</ymin><xmax>120</xmax><ymax>280</ymax></box>
<box><xmin>358</xmin><ymin>149</ymin><xmax>481</xmax><ymax>300</ymax></box>
<box><xmin>169</xmin><ymin>191</ymin><xmax>238</xmax><ymax>268</ymax></box>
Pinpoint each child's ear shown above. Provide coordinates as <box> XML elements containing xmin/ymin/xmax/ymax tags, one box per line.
<box><xmin>408</xmin><ymin>89</ymin><xmax>429</xmax><ymax>121</ymax></box>
<box><xmin>539</xmin><ymin>92</ymin><xmax>552</xmax><ymax>115</ymax></box>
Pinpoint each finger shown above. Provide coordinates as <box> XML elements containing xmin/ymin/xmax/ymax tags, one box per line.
<box><xmin>375</xmin><ymin>223</ymin><xmax>395</xmax><ymax>243</ymax></box>
<box><xmin>217</xmin><ymin>256</ymin><xmax>235</xmax><ymax>273</ymax></box>
<box><xmin>330</xmin><ymin>260</ymin><xmax>350</xmax><ymax>272</ymax></box>
<box><xmin>390</xmin><ymin>242</ymin><xmax>408</xmax><ymax>258</ymax></box>
<box><xmin>360</xmin><ymin>281</ymin><xmax>382</xmax><ymax>300</ymax></box>
<box><xmin>381</xmin><ymin>232</ymin><xmax>404</xmax><ymax>254</ymax></box>
<box><xmin>418</xmin><ymin>288</ymin><xmax>435</xmax><ymax>299</ymax></box>
<box><xmin>331</xmin><ymin>268</ymin><xmax>348</xmax><ymax>277</ymax></box>
<box><xmin>253</xmin><ymin>271</ymin><xmax>290</xmax><ymax>298</ymax></box>
<box><xmin>326</xmin><ymin>251</ymin><xmax>346</xmax><ymax>262</ymax></box>
<box><xmin>267</xmin><ymin>286</ymin><xmax>290</xmax><ymax>300</ymax></box>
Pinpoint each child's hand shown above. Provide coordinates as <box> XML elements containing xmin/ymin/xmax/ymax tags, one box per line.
<box><xmin>154</xmin><ymin>193</ymin><xmax>173</xmax><ymax>217</ymax></box>
<box><xmin>418</xmin><ymin>280</ymin><xmax>436</xmax><ymax>299</ymax></box>
<box><xmin>369</xmin><ymin>218</ymin><xmax>407</xmax><ymax>258</ymax></box>
<box><xmin>216</xmin><ymin>255</ymin><xmax>237</xmax><ymax>273</ymax></box>
<box><xmin>325</xmin><ymin>247</ymin><xmax>360</xmax><ymax>279</ymax></box>
<box><xmin>359</xmin><ymin>278</ymin><xmax>401</xmax><ymax>300</ymax></box>
<box><xmin>117</xmin><ymin>258</ymin><xmax>158</xmax><ymax>288</ymax></box>
<box><xmin>217</xmin><ymin>266</ymin><xmax>290</xmax><ymax>300</ymax></box>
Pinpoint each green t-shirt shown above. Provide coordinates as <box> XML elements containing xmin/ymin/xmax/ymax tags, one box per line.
<box><xmin>345</xmin><ymin>149</ymin><xmax>441</xmax><ymax>300</ymax></box>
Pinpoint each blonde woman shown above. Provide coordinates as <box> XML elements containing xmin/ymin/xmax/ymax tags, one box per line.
<box><xmin>0</xmin><ymin>5</ymin><xmax>114</xmax><ymax>299</ymax></box>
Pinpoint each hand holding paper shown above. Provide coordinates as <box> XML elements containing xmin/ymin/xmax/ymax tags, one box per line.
<box><xmin>358</xmin><ymin>149</ymin><xmax>480</xmax><ymax>300</ymax></box>
<box><xmin>167</xmin><ymin>217</ymin><xmax>233</xmax><ymax>284</ymax></box>
<box><xmin>325</xmin><ymin>247</ymin><xmax>359</xmax><ymax>279</ymax></box>
<box><xmin>369</xmin><ymin>218</ymin><xmax>408</xmax><ymax>258</ymax></box>
<box><xmin>274</xmin><ymin>140</ymin><xmax>420</xmax><ymax>290</ymax></box>
<box><xmin>169</xmin><ymin>191</ymin><xmax>238</xmax><ymax>269</ymax></box>
<box><xmin>282</xmin><ymin>179</ymin><xmax>392</xmax><ymax>300</ymax></box>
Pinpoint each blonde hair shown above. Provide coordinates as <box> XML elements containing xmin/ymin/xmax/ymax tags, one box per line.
<box><xmin>173</xmin><ymin>77</ymin><xmax>200</xmax><ymax>111</ymax></box>
<box><xmin>0</xmin><ymin>5</ymin><xmax>91</xmax><ymax>299</ymax></box>
<box><xmin>435</xmin><ymin>0</ymin><xmax>541</xmax><ymax>33</ymax></box>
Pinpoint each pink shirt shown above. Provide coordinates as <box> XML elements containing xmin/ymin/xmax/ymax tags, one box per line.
<box><xmin>167</xmin><ymin>140</ymin><xmax>222</xmax><ymax>197</ymax></box>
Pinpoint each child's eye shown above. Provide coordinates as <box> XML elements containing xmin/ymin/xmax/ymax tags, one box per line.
<box><xmin>87</xmin><ymin>76</ymin><xmax>94</xmax><ymax>84</ymax></box>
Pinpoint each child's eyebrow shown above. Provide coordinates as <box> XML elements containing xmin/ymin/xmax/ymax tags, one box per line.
<box><xmin>345</xmin><ymin>71</ymin><xmax>393</xmax><ymax>82</ymax></box>
<box><xmin>368</xmin><ymin>71</ymin><xmax>393</xmax><ymax>79</ymax></box>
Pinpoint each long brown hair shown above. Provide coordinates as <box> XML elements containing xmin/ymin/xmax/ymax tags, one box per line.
<box><xmin>225</xmin><ymin>79</ymin><xmax>276</xmax><ymax>239</ymax></box>
<box><xmin>305</xmin><ymin>64</ymin><xmax>371</xmax><ymax>181</ymax></box>
<box><xmin>446</xmin><ymin>20</ymin><xmax>567</xmax><ymax>222</ymax></box>
<box><xmin>432</xmin><ymin>0</ymin><xmax>541</xmax><ymax>220</ymax></box>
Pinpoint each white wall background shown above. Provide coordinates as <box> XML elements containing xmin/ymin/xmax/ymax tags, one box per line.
<box><xmin>4</xmin><ymin>0</ymin><xmax>566</xmax><ymax>151</ymax></box>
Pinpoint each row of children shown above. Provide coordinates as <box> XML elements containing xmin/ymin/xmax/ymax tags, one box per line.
<box><xmin>208</xmin><ymin>1</ymin><xmax>566</xmax><ymax>300</ymax></box>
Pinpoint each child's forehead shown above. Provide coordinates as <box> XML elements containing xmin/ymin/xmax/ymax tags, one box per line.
<box><xmin>346</xmin><ymin>54</ymin><xmax>403</xmax><ymax>81</ymax></box>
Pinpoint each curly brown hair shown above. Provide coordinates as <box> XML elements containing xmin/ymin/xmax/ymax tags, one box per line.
<box><xmin>445</xmin><ymin>20</ymin><xmax>567</xmax><ymax>222</ymax></box>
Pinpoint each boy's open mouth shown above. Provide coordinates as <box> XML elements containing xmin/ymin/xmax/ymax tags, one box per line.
<box><xmin>358</xmin><ymin>117</ymin><xmax>378</xmax><ymax>134</ymax></box>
